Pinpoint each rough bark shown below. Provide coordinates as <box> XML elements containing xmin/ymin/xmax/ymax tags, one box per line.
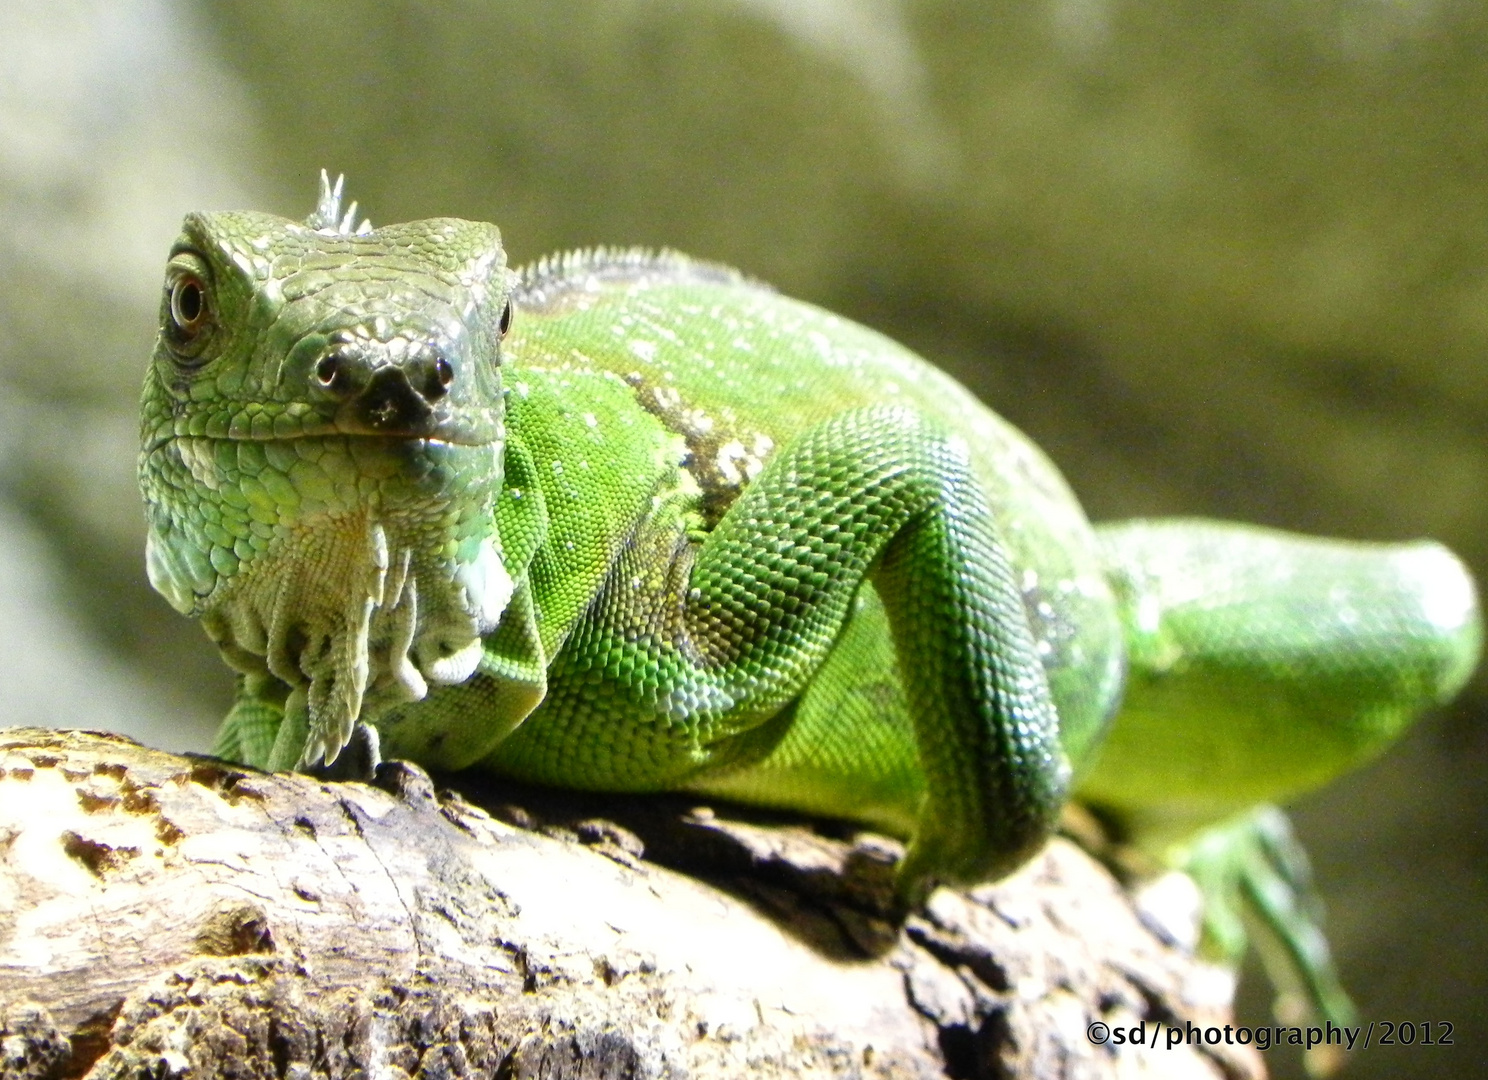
<box><xmin>0</xmin><ymin>728</ymin><xmax>1262</xmax><ymax>1080</ymax></box>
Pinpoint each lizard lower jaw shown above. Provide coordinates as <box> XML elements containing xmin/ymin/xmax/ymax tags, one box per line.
<box><xmin>194</xmin><ymin>517</ymin><xmax>512</xmax><ymax>769</ymax></box>
<box><xmin>145</xmin><ymin>403</ymin><xmax>504</xmax><ymax>453</ymax></box>
<box><xmin>142</xmin><ymin>429</ymin><xmax>512</xmax><ymax>766</ymax></box>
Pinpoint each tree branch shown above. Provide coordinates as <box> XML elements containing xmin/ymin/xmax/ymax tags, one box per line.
<box><xmin>0</xmin><ymin>728</ymin><xmax>1261</xmax><ymax>1079</ymax></box>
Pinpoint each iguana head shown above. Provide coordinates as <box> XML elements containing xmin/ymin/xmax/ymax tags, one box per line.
<box><xmin>139</xmin><ymin>174</ymin><xmax>515</xmax><ymax>766</ymax></box>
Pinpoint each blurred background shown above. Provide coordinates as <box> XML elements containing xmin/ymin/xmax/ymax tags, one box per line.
<box><xmin>1</xmin><ymin>2</ymin><xmax>1483</xmax><ymax>1075</ymax></box>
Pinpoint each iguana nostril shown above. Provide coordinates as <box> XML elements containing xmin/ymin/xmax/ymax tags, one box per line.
<box><xmin>425</xmin><ymin>356</ymin><xmax>454</xmax><ymax>400</ymax></box>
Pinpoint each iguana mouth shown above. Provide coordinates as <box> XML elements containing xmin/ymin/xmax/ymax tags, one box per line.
<box><xmin>143</xmin><ymin>412</ymin><xmax>503</xmax><ymax>454</ymax></box>
<box><xmin>143</xmin><ymin>431</ymin><xmax>496</xmax><ymax>456</ymax></box>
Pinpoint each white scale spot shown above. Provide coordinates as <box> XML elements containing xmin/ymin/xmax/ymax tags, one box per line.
<box><xmin>1328</xmin><ymin>584</ymin><xmax>1360</xmax><ymax>628</ymax></box>
<box><xmin>1136</xmin><ymin>593</ymin><xmax>1163</xmax><ymax>636</ymax></box>
<box><xmin>582</xmin><ymin>413</ymin><xmax>598</xmax><ymax>428</ymax></box>
<box><xmin>713</xmin><ymin>434</ymin><xmax>774</xmax><ymax>485</ymax></box>
<box><xmin>716</xmin><ymin>441</ymin><xmax>747</xmax><ymax>486</ymax></box>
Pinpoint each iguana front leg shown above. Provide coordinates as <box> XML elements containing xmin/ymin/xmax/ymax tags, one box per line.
<box><xmin>489</xmin><ymin>403</ymin><xmax>1069</xmax><ymax>895</ymax></box>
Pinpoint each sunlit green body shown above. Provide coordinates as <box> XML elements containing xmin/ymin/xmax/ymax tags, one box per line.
<box><xmin>451</xmin><ymin>253</ymin><xmax>1126</xmax><ymax>834</ymax></box>
<box><xmin>140</xmin><ymin>179</ymin><xmax>1481</xmax><ymax>1045</ymax></box>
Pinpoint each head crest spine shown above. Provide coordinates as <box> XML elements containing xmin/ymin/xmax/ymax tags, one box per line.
<box><xmin>306</xmin><ymin>170</ymin><xmax>373</xmax><ymax>236</ymax></box>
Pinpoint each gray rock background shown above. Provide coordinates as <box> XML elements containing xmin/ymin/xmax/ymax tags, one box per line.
<box><xmin>1</xmin><ymin>3</ymin><xmax>1482</xmax><ymax>1076</ymax></box>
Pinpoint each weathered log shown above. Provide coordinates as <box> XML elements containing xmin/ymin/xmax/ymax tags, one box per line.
<box><xmin>0</xmin><ymin>728</ymin><xmax>1261</xmax><ymax>1080</ymax></box>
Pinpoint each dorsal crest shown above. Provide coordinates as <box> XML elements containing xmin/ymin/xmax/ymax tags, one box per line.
<box><xmin>512</xmin><ymin>247</ymin><xmax>765</xmax><ymax>313</ymax></box>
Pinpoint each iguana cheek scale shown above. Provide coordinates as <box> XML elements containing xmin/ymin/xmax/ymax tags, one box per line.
<box><xmin>139</xmin><ymin>176</ymin><xmax>1481</xmax><ymax>1033</ymax></box>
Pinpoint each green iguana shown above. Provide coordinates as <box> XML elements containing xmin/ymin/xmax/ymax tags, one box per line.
<box><xmin>139</xmin><ymin>175</ymin><xmax>1482</xmax><ymax>1051</ymax></box>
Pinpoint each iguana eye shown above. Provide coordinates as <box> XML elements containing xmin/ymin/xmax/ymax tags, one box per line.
<box><xmin>170</xmin><ymin>274</ymin><xmax>209</xmax><ymax>337</ymax></box>
<box><xmin>161</xmin><ymin>252</ymin><xmax>216</xmax><ymax>363</ymax></box>
<box><xmin>498</xmin><ymin>299</ymin><xmax>513</xmax><ymax>338</ymax></box>
<box><xmin>169</xmin><ymin>269</ymin><xmax>215</xmax><ymax>345</ymax></box>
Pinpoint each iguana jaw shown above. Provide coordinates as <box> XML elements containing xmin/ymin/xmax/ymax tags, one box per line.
<box><xmin>143</xmin><ymin>429</ymin><xmax>512</xmax><ymax>768</ymax></box>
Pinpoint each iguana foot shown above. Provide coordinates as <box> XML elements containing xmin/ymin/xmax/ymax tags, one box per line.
<box><xmin>304</xmin><ymin>721</ymin><xmax>383</xmax><ymax>783</ymax></box>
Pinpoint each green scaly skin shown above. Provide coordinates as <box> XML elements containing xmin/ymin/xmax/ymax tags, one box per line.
<box><xmin>140</xmin><ymin>177</ymin><xmax>1482</xmax><ymax>1039</ymax></box>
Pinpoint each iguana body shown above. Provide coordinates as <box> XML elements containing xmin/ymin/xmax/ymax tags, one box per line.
<box><xmin>140</xmin><ymin>178</ymin><xmax>1481</xmax><ymax>1035</ymax></box>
